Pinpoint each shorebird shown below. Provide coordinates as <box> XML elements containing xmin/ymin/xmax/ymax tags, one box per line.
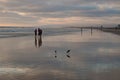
<box><xmin>66</xmin><ymin>49</ymin><xmax>71</xmax><ymax>58</ymax></box>
<box><xmin>54</xmin><ymin>50</ymin><xmax>57</xmax><ymax>58</ymax></box>
<box><xmin>66</xmin><ymin>49</ymin><xmax>71</xmax><ymax>53</ymax></box>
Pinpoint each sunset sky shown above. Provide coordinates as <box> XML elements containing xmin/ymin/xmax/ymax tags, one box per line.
<box><xmin>0</xmin><ymin>0</ymin><xmax>120</xmax><ymax>27</ymax></box>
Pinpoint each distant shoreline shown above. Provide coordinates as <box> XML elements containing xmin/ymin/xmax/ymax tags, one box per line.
<box><xmin>0</xmin><ymin>26</ymin><xmax>34</xmax><ymax>28</ymax></box>
<box><xmin>101</xmin><ymin>28</ymin><xmax>120</xmax><ymax>36</ymax></box>
<box><xmin>69</xmin><ymin>27</ymin><xmax>120</xmax><ymax>36</ymax></box>
<box><xmin>0</xmin><ymin>26</ymin><xmax>120</xmax><ymax>36</ymax></box>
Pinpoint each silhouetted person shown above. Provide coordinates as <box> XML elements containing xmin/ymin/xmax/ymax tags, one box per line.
<box><xmin>34</xmin><ymin>28</ymin><xmax>37</xmax><ymax>36</ymax></box>
<box><xmin>38</xmin><ymin>28</ymin><xmax>42</xmax><ymax>36</ymax></box>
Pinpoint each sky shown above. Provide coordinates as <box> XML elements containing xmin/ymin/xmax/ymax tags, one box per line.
<box><xmin>0</xmin><ymin>0</ymin><xmax>120</xmax><ymax>27</ymax></box>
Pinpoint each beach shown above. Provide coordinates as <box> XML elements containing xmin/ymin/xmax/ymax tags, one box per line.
<box><xmin>0</xmin><ymin>27</ymin><xmax>120</xmax><ymax>80</ymax></box>
<box><xmin>101</xmin><ymin>28</ymin><xmax>120</xmax><ymax>35</ymax></box>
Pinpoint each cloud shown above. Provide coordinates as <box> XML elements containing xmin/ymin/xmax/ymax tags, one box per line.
<box><xmin>0</xmin><ymin>0</ymin><xmax>120</xmax><ymax>27</ymax></box>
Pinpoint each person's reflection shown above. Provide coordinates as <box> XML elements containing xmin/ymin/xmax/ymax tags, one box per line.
<box><xmin>38</xmin><ymin>35</ymin><xmax>42</xmax><ymax>47</ymax></box>
<box><xmin>35</xmin><ymin>36</ymin><xmax>37</xmax><ymax>47</ymax></box>
<box><xmin>34</xmin><ymin>35</ymin><xmax>42</xmax><ymax>48</ymax></box>
<box><xmin>34</xmin><ymin>28</ymin><xmax>42</xmax><ymax>48</ymax></box>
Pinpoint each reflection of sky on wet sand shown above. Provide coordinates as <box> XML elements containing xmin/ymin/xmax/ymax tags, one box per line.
<box><xmin>0</xmin><ymin>28</ymin><xmax>120</xmax><ymax>80</ymax></box>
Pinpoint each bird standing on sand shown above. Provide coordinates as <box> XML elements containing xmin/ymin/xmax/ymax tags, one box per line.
<box><xmin>66</xmin><ymin>49</ymin><xmax>71</xmax><ymax>58</ymax></box>
<box><xmin>66</xmin><ymin>50</ymin><xmax>71</xmax><ymax>53</ymax></box>
<box><xmin>54</xmin><ymin>50</ymin><xmax>57</xmax><ymax>58</ymax></box>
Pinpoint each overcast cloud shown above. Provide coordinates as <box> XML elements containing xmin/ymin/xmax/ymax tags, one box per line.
<box><xmin>0</xmin><ymin>0</ymin><xmax>120</xmax><ymax>27</ymax></box>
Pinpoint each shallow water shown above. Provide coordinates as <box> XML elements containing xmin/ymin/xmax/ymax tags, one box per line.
<box><xmin>0</xmin><ymin>28</ymin><xmax>120</xmax><ymax>80</ymax></box>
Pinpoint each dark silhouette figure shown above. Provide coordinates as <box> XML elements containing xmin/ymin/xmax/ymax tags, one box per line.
<box><xmin>38</xmin><ymin>28</ymin><xmax>42</xmax><ymax>36</ymax></box>
<box><xmin>34</xmin><ymin>29</ymin><xmax>37</xmax><ymax>36</ymax></box>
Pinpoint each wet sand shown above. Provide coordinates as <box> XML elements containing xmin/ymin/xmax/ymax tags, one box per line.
<box><xmin>0</xmin><ymin>28</ymin><xmax>120</xmax><ymax>80</ymax></box>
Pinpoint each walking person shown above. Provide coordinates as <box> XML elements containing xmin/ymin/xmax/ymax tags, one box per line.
<box><xmin>38</xmin><ymin>28</ymin><xmax>42</xmax><ymax>36</ymax></box>
<box><xmin>34</xmin><ymin>28</ymin><xmax>37</xmax><ymax>37</ymax></box>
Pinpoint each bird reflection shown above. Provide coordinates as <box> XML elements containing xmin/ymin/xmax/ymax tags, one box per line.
<box><xmin>66</xmin><ymin>55</ymin><xmax>70</xmax><ymax>58</ymax></box>
<box><xmin>34</xmin><ymin>35</ymin><xmax>42</xmax><ymax>48</ymax></box>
